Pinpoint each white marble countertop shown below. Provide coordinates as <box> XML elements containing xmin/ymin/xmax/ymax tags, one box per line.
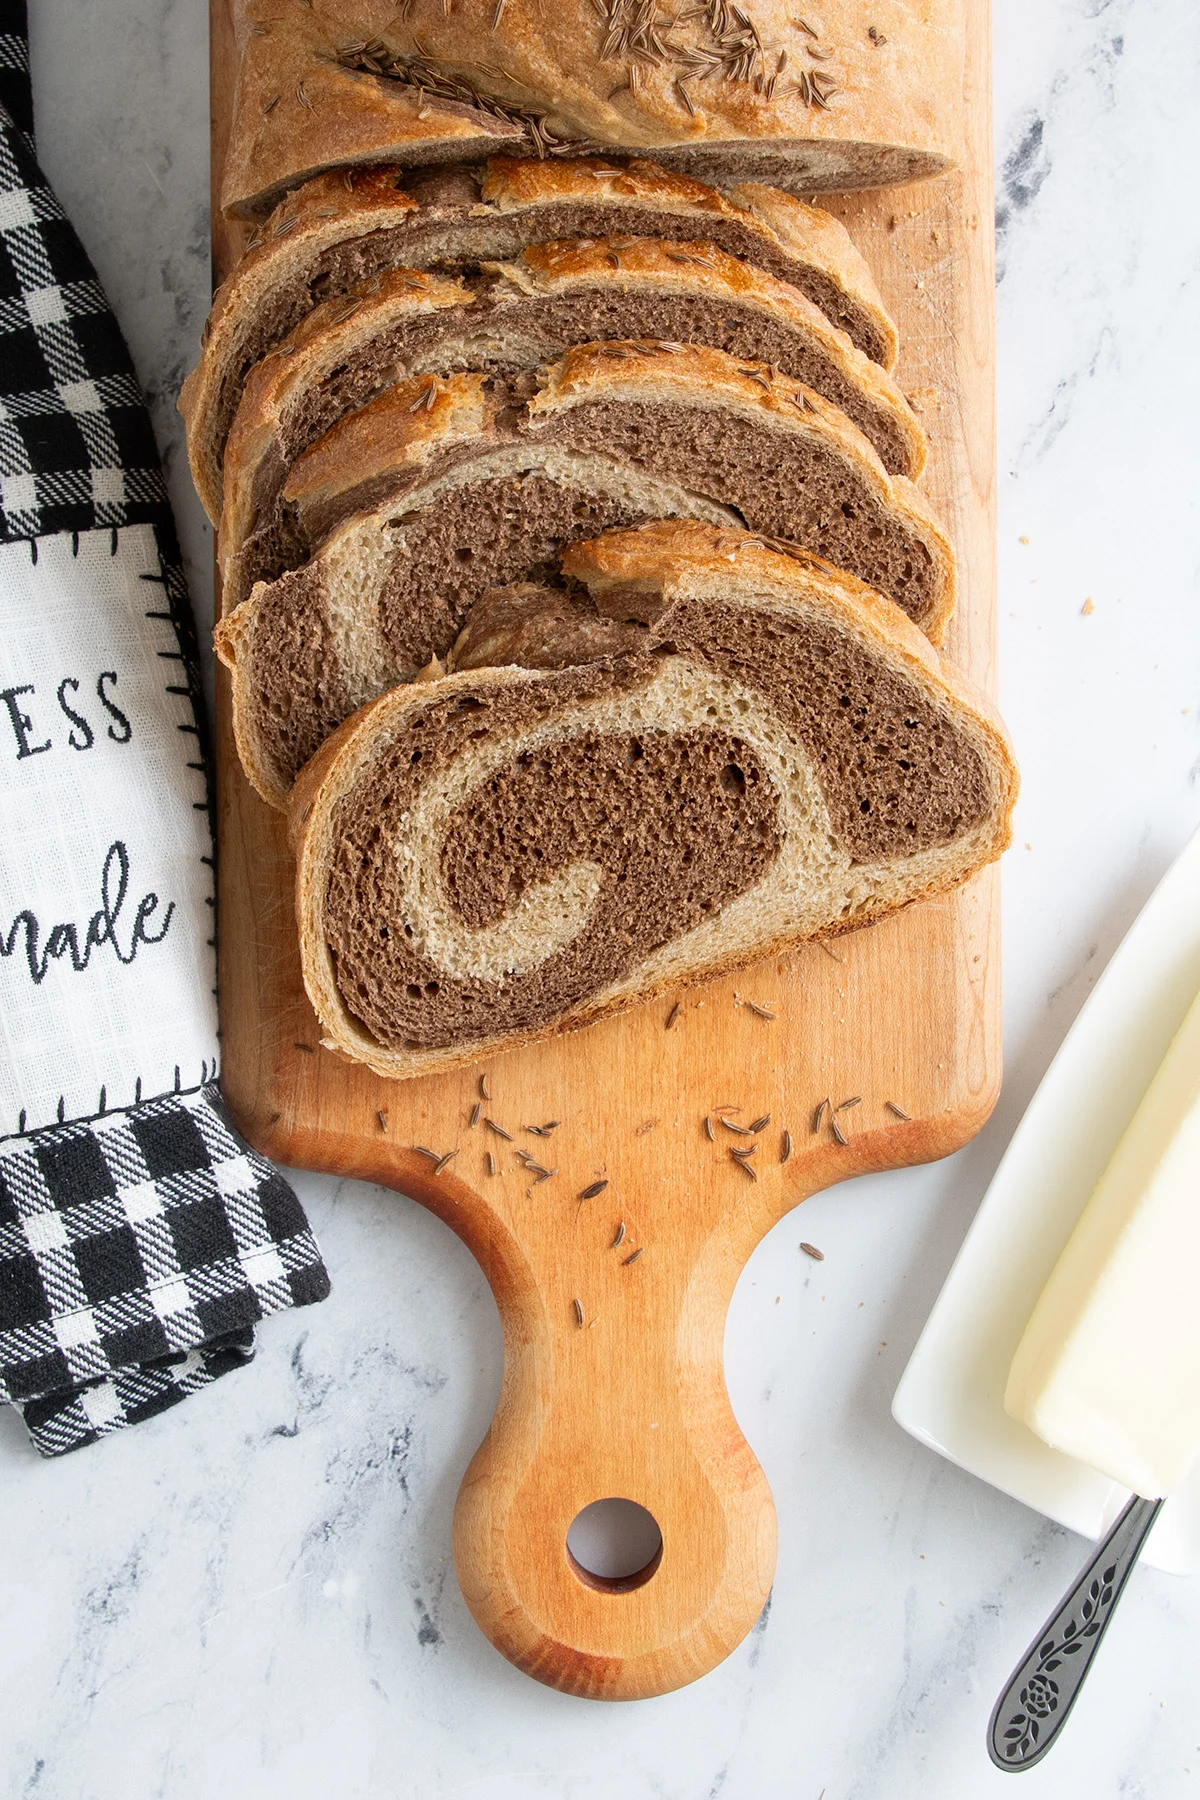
<box><xmin>4</xmin><ymin>2</ymin><xmax>1200</xmax><ymax>1794</ymax></box>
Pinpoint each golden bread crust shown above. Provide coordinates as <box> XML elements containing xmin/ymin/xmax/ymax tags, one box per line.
<box><xmin>561</xmin><ymin>519</ymin><xmax>1002</xmax><ymax>755</ymax></box>
<box><xmin>180</xmin><ymin>168</ymin><xmax>420</xmax><ymax>519</ymax></box>
<box><xmin>280</xmin><ymin>369</ymin><xmax>497</xmax><ymax>523</ymax></box>
<box><xmin>218</xmin><ymin>267</ymin><xmax>474</xmax><ymax>573</ymax></box>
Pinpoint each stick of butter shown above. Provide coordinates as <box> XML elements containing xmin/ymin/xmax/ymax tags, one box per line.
<box><xmin>1005</xmin><ymin>984</ymin><xmax>1200</xmax><ymax>1499</ymax></box>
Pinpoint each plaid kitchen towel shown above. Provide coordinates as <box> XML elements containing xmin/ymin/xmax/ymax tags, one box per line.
<box><xmin>0</xmin><ymin>0</ymin><xmax>329</xmax><ymax>1455</ymax></box>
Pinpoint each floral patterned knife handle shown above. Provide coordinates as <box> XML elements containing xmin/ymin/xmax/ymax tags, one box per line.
<box><xmin>988</xmin><ymin>1494</ymin><xmax>1163</xmax><ymax>1771</ymax></box>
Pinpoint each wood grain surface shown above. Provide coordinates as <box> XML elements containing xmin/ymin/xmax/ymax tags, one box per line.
<box><xmin>210</xmin><ymin>0</ymin><xmax>996</xmax><ymax>1701</ymax></box>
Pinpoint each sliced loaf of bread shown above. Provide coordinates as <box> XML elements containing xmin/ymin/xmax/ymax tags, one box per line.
<box><xmin>289</xmin><ymin>522</ymin><xmax>1014</xmax><ymax>1083</ymax></box>
<box><xmin>182</xmin><ymin>156</ymin><xmax>897</xmax><ymax>521</ymax></box>
<box><xmin>218</xmin><ymin>237</ymin><xmax>925</xmax><ymax>612</ymax></box>
<box><xmin>217</xmin><ymin>349</ymin><xmax>955</xmax><ymax>807</ymax></box>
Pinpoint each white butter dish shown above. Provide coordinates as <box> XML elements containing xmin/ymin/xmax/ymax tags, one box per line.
<box><xmin>892</xmin><ymin>826</ymin><xmax>1200</xmax><ymax>1575</ymax></box>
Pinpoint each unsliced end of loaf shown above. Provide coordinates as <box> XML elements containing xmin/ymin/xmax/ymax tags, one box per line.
<box><xmin>221</xmin><ymin>4</ymin><xmax>964</xmax><ymax>218</ymax></box>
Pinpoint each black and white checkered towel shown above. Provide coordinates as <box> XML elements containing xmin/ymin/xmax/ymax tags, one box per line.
<box><xmin>0</xmin><ymin>2</ymin><xmax>329</xmax><ymax>1456</ymax></box>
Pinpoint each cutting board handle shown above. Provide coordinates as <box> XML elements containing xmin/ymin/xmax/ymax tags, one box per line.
<box><xmin>283</xmin><ymin>1020</ymin><xmax>984</xmax><ymax>1698</ymax></box>
<box><xmin>435</xmin><ymin>1175</ymin><xmax>778</xmax><ymax>1700</ymax></box>
<box><xmin>273</xmin><ymin>1104</ymin><xmax>968</xmax><ymax>1697</ymax></box>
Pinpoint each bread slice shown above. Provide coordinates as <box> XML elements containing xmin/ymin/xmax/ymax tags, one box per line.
<box><xmin>282</xmin><ymin>344</ymin><xmax>953</xmax><ymax>631</ymax></box>
<box><xmin>223</xmin><ymin>0</ymin><xmax>963</xmax><ymax>219</ymax></box>
<box><xmin>217</xmin><ymin>347</ymin><xmax>956</xmax><ymax>808</ymax></box>
<box><xmin>288</xmin><ymin>521</ymin><xmax>1014</xmax><ymax>1084</ymax></box>
<box><xmin>526</xmin><ymin>342</ymin><xmax>953</xmax><ymax>631</ymax></box>
<box><xmin>482</xmin><ymin>160</ymin><xmax>898</xmax><ymax>364</ymax></box>
<box><xmin>216</xmin><ymin>431</ymin><xmax>737</xmax><ymax>808</ymax></box>
<box><xmin>181</xmin><ymin>155</ymin><xmax>897</xmax><ymax>522</ymax></box>
<box><xmin>217</xmin><ymin>237</ymin><xmax>926</xmax><ymax>612</ymax></box>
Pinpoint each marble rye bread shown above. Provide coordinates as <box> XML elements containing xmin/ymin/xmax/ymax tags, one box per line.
<box><xmin>216</xmin><ymin>236</ymin><xmax>926</xmax><ymax>613</ymax></box>
<box><xmin>216</xmin><ymin>411</ymin><xmax>737</xmax><ymax>809</ymax></box>
<box><xmin>224</xmin><ymin>0</ymin><xmax>963</xmax><ymax>218</ymax></box>
<box><xmin>215</xmin><ymin>345</ymin><xmax>956</xmax><ymax>807</ymax></box>
<box><xmin>284</xmin><ymin>343</ymin><xmax>953</xmax><ymax>629</ymax></box>
<box><xmin>288</xmin><ymin>521</ymin><xmax>1015</xmax><ymax>1083</ymax></box>
<box><xmin>181</xmin><ymin>155</ymin><xmax>899</xmax><ymax>522</ymax></box>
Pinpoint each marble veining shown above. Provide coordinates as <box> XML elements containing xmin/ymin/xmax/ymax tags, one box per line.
<box><xmin>3</xmin><ymin>1</ymin><xmax>1200</xmax><ymax>1795</ymax></box>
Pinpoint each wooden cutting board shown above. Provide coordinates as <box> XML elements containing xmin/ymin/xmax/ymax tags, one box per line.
<box><xmin>210</xmin><ymin>0</ymin><xmax>996</xmax><ymax>1701</ymax></box>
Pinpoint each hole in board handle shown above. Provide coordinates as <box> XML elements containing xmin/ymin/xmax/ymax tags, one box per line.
<box><xmin>566</xmin><ymin>1498</ymin><xmax>663</xmax><ymax>1593</ymax></box>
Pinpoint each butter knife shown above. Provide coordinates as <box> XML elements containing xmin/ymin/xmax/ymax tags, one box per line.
<box><xmin>987</xmin><ymin>1494</ymin><xmax>1163</xmax><ymax>1770</ymax></box>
